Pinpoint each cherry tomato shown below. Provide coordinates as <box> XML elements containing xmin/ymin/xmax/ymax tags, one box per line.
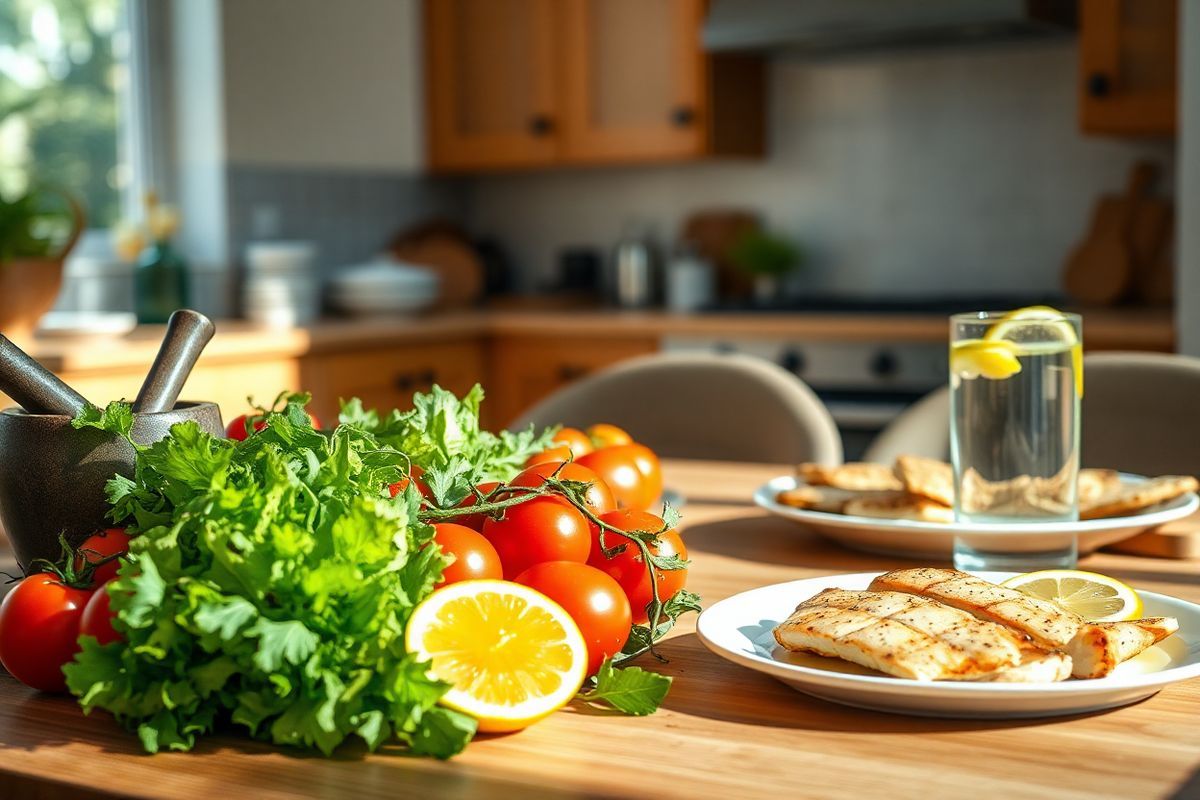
<box><xmin>74</xmin><ymin>528</ymin><xmax>131</xmax><ymax>588</ymax></box>
<box><xmin>525</xmin><ymin>444</ymin><xmax>573</xmax><ymax>468</ymax></box>
<box><xmin>587</xmin><ymin>423</ymin><xmax>633</xmax><ymax>449</ymax></box>
<box><xmin>483</xmin><ymin>496</ymin><xmax>592</xmax><ymax>580</ymax></box>
<box><xmin>509</xmin><ymin>462</ymin><xmax>616</xmax><ymax>520</ymax></box>
<box><xmin>552</xmin><ymin>427</ymin><xmax>593</xmax><ymax>458</ymax></box>
<box><xmin>622</xmin><ymin>443</ymin><xmax>663</xmax><ymax>510</ymax></box>
<box><xmin>445</xmin><ymin>482</ymin><xmax>501</xmax><ymax>530</ymax></box>
<box><xmin>591</xmin><ymin>510</ymin><xmax>688</xmax><ymax>624</ymax></box>
<box><xmin>388</xmin><ymin>464</ymin><xmax>432</xmax><ymax>500</ymax></box>
<box><xmin>0</xmin><ymin>575</ymin><xmax>91</xmax><ymax>692</ymax></box>
<box><xmin>577</xmin><ymin>447</ymin><xmax>654</xmax><ymax>511</ymax></box>
<box><xmin>515</xmin><ymin>561</ymin><xmax>631</xmax><ymax>675</ymax></box>
<box><xmin>78</xmin><ymin>580</ymin><xmax>121</xmax><ymax>646</ymax></box>
<box><xmin>226</xmin><ymin>410</ymin><xmax>320</xmax><ymax>440</ymax></box>
<box><xmin>430</xmin><ymin>524</ymin><xmax>503</xmax><ymax>587</ymax></box>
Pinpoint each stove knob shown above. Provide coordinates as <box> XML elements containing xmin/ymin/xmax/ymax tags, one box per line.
<box><xmin>780</xmin><ymin>348</ymin><xmax>806</xmax><ymax>375</ymax></box>
<box><xmin>870</xmin><ymin>350</ymin><xmax>898</xmax><ymax>378</ymax></box>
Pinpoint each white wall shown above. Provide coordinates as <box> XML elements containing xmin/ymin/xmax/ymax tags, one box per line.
<box><xmin>466</xmin><ymin>41</ymin><xmax>1174</xmax><ymax>296</ymax></box>
<box><xmin>1177</xmin><ymin>1</ymin><xmax>1200</xmax><ymax>355</ymax></box>
<box><xmin>220</xmin><ymin>0</ymin><xmax>423</xmax><ymax>172</ymax></box>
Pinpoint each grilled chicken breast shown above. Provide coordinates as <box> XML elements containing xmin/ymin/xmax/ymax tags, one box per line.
<box><xmin>773</xmin><ymin>588</ymin><xmax>1071</xmax><ymax>682</ymax></box>
<box><xmin>869</xmin><ymin>568</ymin><xmax>1177</xmax><ymax>679</ymax></box>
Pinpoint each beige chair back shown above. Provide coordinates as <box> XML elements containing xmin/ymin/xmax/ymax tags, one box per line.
<box><xmin>864</xmin><ymin>351</ymin><xmax>1200</xmax><ymax>476</ymax></box>
<box><xmin>510</xmin><ymin>352</ymin><xmax>842</xmax><ymax>465</ymax></box>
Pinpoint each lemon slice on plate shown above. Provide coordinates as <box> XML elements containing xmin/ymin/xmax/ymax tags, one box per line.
<box><xmin>951</xmin><ymin>339</ymin><xmax>1022</xmax><ymax>380</ymax></box>
<box><xmin>1001</xmin><ymin>569</ymin><xmax>1143</xmax><ymax>622</ymax></box>
<box><xmin>406</xmin><ymin>579</ymin><xmax>588</xmax><ymax>732</ymax></box>
<box><xmin>983</xmin><ymin>305</ymin><xmax>1083</xmax><ymax>397</ymax></box>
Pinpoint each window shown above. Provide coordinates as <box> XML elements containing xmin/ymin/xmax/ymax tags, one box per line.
<box><xmin>0</xmin><ymin>0</ymin><xmax>147</xmax><ymax>231</ymax></box>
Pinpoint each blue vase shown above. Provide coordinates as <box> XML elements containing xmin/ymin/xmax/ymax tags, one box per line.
<box><xmin>134</xmin><ymin>241</ymin><xmax>189</xmax><ymax>324</ymax></box>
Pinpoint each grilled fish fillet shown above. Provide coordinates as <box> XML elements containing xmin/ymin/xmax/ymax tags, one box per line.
<box><xmin>869</xmin><ymin>568</ymin><xmax>1177</xmax><ymax>679</ymax></box>
<box><xmin>773</xmin><ymin>588</ymin><xmax>1071</xmax><ymax>682</ymax></box>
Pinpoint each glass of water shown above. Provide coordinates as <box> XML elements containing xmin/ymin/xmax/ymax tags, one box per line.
<box><xmin>949</xmin><ymin>309</ymin><xmax>1082</xmax><ymax>571</ymax></box>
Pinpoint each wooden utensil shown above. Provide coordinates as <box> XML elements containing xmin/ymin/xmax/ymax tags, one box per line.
<box><xmin>390</xmin><ymin>221</ymin><xmax>485</xmax><ymax>309</ymax></box>
<box><xmin>1063</xmin><ymin>161</ymin><xmax>1155</xmax><ymax>306</ymax></box>
<box><xmin>1130</xmin><ymin>197</ymin><xmax>1174</xmax><ymax>305</ymax></box>
<box><xmin>133</xmin><ymin>309</ymin><xmax>216</xmax><ymax>413</ymax></box>
<box><xmin>0</xmin><ymin>333</ymin><xmax>90</xmax><ymax>416</ymax></box>
<box><xmin>680</xmin><ymin>210</ymin><xmax>762</xmax><ymax>300</ymax></box>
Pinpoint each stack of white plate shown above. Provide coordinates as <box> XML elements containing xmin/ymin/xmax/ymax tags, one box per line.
<box><xmin>328</xmin><ymin>259</ymin><xmax>440</xmax><ymax>316</ymax></box>
<box><xmin>243</xmin><ymin>241</ymin><xmax>319</xmax><ymax>327</ymax></box>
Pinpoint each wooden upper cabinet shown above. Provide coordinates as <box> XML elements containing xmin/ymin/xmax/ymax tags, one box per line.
<box><xmin>424</xmin><ymin>0</ymin><xmax>764</xmax><ymax>171</ymax></box>
<box><xmin>425</xmin><ymin>0</ymin><xmax>559</xmax><ymax>170</ymax></box>
<box><xmin>1079</xmin><ymin>0</ymin><xmax>1178</xmax><ymax>136</ymax></box>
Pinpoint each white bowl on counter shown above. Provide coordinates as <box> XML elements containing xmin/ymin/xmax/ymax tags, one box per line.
<box><xmin>328</xmin><ymin>259</ymin><xmax>440</xmax><ymax>316</ymax></box>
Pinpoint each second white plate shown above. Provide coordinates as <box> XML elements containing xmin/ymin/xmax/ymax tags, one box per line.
<box><xmin>754</xmin><ymin>474</ymin><xmax>1198</xmax><ymax>559</ymax></box>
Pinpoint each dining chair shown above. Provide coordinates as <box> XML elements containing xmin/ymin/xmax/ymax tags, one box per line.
<box><xmin>864</xmin><ymin>351</ymin><xmax>1200</xmax><ymax>476</ymax></box>
<box><xmin>509</xmin><ymin>351</ymin><xmax>843</xmax><ymax>464</ymax></box>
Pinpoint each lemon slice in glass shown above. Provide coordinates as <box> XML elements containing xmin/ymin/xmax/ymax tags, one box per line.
<box><xmin>1001</xmin><ymin>569</ymin><xmax>1143</xmax><ymax>622</ymax></box>
<box><xmin>406</xmin><ymin>579</ymin><xmax>588</xmax><ymax>732</ymax></box>
<box><xmin>983</xmin><ymin>305</ymin><xmax>1083</xmax><ymax>397</ymax></box>
<box><xmin>951</xmin><ymin>339</ymin><xmax>1022</xmax><ymax>380</ymax></box>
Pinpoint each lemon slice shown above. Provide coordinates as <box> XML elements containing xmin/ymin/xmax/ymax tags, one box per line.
<box><xmin>406</xmin><ymin>580</ymin><xmax>588</xmax><ymax>732</ymax></box>
<box><xmin>951</xmin><ymin>339</ymin><xmax>1022</xmax><ymax>380</ymax></box>
<box><xmin>1001</xmin><ymin>569</ymin><xmax>1143</xmax><ymax>622</ymax></box>
<box><xmin>983</xmin><ymin>306</ymin><xmax>1083</xmax><ymax>397</ymax></box>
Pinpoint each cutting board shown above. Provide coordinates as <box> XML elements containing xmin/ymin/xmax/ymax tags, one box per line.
<box><xmin>390</xmin><ymin>221</ymin><xmax>484</xmax><ymax>309</ymax></box>
<box><xmin>1102</xmin><ymin>515</ymin><xmax>1200</xmax><ymax>559</ymax></box>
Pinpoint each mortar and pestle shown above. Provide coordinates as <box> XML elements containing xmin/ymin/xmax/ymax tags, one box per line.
<box><xmin>0</xmin><ymin>310</ymin><xmax>224</xmax><ymax>570</ymax></box>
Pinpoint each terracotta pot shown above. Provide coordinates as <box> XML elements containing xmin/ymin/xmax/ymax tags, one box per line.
<box><xmin>0</xmin><ymin>195</ymin><xmax>85</xmax><ymax>347</ymax></box>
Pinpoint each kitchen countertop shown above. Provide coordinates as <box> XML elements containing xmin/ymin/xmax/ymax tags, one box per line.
<box><xmin>27</xmin><ymin>307</ymin><xmax>1176</xmax><ymax>374</ymax></box>
<box><xmin>0</xmin><ymin>459</ymin><xmax>1196</xmax><ymax>799</ymax></box>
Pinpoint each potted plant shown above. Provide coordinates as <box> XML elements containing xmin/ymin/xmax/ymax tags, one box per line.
<box><xmin>729</xmin><ymin>229</ymin><xmax>803</xmax><ymax>305</ymax></box>
<box><xmin>0</xmin><ymin>188</ymin><xmax>84</xmax><ymax>345</ymax></box>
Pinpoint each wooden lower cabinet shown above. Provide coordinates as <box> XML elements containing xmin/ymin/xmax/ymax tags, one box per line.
<box><xmin>300</xmin><ymin>339</ymin><xmax>486</xmax><ymax>426</ymax></box>
<box><xmin>486</xmin><ymin>335</ymin><xmax>658</xmax><ymax>428</ymax></box>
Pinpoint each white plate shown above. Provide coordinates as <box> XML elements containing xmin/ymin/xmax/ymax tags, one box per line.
<box><xmin>754</xmin><ymin>474</ymin><xmax>1198</xmax><ymax>559</ymax></box>
<box><xmin>697</xmin><ymin>571</ymin><xmax>1200</xmax><ymax>718</ymax></box>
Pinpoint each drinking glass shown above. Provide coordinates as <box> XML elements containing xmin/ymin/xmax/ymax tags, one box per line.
<box><xmin>949</xmin><ymin>310</ymin><xmax>1082</xmax><ymax>571</ymax></box>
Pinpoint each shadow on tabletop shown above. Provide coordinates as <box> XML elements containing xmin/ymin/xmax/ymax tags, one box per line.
<box><xmin>656</xmin><ymin>631</ymin><xmax>1136</xmax><ymax>734</ymax></box>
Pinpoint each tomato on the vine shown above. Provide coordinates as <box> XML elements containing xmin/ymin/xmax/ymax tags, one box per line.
<box><xmin>552</xmin><ymin>427</ymin><xmax>593</xmax><ymax>459</ymax></box>
<box><xmin>74</xmin><ymin>527</ymin><xmax>131</xmax><ymax>588</ymax></box>
<box><xmin>482</xmin><ymin>497</ymin><xmax>592</xmax><ymax>580</ymax></box>
<box><xmin>515</xmin><ymin>561</ymin><xmax>631</xmax><ymax>675</ymax></box>
<box><xmin>79</xmin><ymin>580</ymin><xmax>121</xmax><ymax>646</ymax></box>
<box><xmin>0</xmin><ymin>575</ymin><xmax>91</xmax><ymax>692</ymax></box>
<box><xmin>577</xmin><ymin>445</ymin><xmax>658</xmax><ymax>512</ymax></box>
<box><xmin>388</xmin><ymin>464</ymin><xmax>432</xmax><ymax>500</ymax></box>
<box><xmin>509</xmin><ymin>462</ymin><xmax>616</xmax><ymax>520</ymax></box>
<box><xmin>226</xmin><ymin>409</ymin><xmax>320</xmax><ymax>441</ymax></box>
<box><xmin>525</xmin><ymin>444</ymin><xmax>573</xmax><ymax>468</ymax></box>
<box><xmin>587</xmin><ymin>423</ymin><xmax>633</xmax><ymax>449</ymax></box>
<box><xmin>430</xmin><ymin>523</ymin><xmax>503</xmax><ymax>587</ymax></box>
<box><xmin>445</xmin><ymin>481</ymin><xmax>501</xmax><ymax>530</ymax></box>
<box><xmin>591</xmin><ymin>509</ymin><xmax>688</xmax><ymax>624</ymax></box>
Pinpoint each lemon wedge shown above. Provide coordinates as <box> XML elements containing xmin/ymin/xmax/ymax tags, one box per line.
<box><xmin>951</xmin><ymin>339</ymin><xmax>1022</xmax><ymax>380</ymax></box>
<box><xmin>983</xmin><ymin>306</ymin><xmax>1083</xmax><ymax>397</ymax></box>
<box><xmin>405</xmin><ymin>579</ymin><xmax>588</xmax><ymax>732</ymax></box>
<box><xmin>1001</xmin><ymin>569</ymin><xmax>1143</xmax><ymax>622</ymax></box>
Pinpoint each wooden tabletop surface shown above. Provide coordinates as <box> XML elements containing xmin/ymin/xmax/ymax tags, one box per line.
<box><xmin>0</xmin><ymin>460</ymin><xmax>1197</xmax><ymax>800</ymax></box>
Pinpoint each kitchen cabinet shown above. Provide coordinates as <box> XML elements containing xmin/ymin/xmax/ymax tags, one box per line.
<box><xmin>486</xmin><ymin>334</ymin><xmax>658</xmax><ymax>427</ymax></box>
<box><xmin>1079</xmin><ymin>0</ymin><xmax>1178</xmax><ymax>136</ymax></box>
<box><xmin>424</xmin><ymin>0</ymin><xmax>764</xmax><ymax>171</ymax></box>
<box><xmin>301</xmin><ymin>339</ymin><xmax>486</xmax><ymax>426</ymax></box>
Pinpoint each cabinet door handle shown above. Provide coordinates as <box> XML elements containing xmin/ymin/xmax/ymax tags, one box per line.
<box><xmin>558</xmin><ymin>364</ymin><xmax>588</xmax><ymax>382</ymax></box>
<box><xmin>395</xmin><ymin>372</ymin><xmax>414</xmax><ymax>391</ymax></box>
<box><xmin>529</xmin><ymin>114</ymin><xmax>554</xmax><ymax>136</ymax></box>
<box><xmin>1086</xmin><ymin>73</ymin><xmax>1111</xmax><ymax>98</ymax></box>
<box><xmin>671</xmin><ymin>106</ymin><xmax>696</xmax><ymax>127</ymax></box>
<box><xmin>418</xmin><ymin>369</ymin><xmax>436</xmax><ymax>387</ymax></box>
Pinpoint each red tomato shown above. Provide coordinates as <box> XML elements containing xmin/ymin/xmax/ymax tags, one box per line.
<box><xmin>591</xmin><ymin>510</ymin><xmax>688</xmax><ymax>624</ymax></box>
<box><xmin>74</xmin><ymin>528</ymin><xmax>131</xmax><ymax>588</ymax></box>
<box><xmin>525</xmin><ymin>444</ymin><xmax>573</xmax><ymax>468</ymax></box>
<box><xmin>509</xmin><ymin>462</ymin><xmax>616</xmax><ymax>520</ymax></box>
<box><xmin>587</xmin><ymin>423</ymin><xmax>633</xmax><ymax>449</ymax></box>
<box><xmin>78</xmin><ymin>581</ymin><xmax>121</xmax><ymax>646</ymax></box>
<box><xmin>577</xmin><ymin>447</ymin><xmax>654</xmax><ymax>512</ymax></box>
<box><xmin>388</xmin><ymin>464</ymin><xmax>432</xmax><ymax>499</ymax></box>
<box><xmin>0</xmin><ymin>575</ymin><xmax>91</xmax><ymax>692</ymax></box>
<box><xmin>226</xmin><ymin>409</ymin><xmax>319</xmax><ymax>440</ymax></box>
<box><xmin>430</xmin><ymin>524</ymin><xmax>503</xmax><ymax>587</ymax></box>
<box><xmin>515</xmin><ymin>561</ymin><xmax>631</xmax><ymax>675</ymax></box>
<box><xmin>445</xmin><ymin>482</ymin><xmax>501</xmax><ymax>530</ymax></box>
<box><xmin>552</xmin><ymin>427</ymin><xmax>594</xmax><ymax>459</ymax></box>
<box><xmin>622</xmin><ymin>443</ymin><xmax>663</xmax><ymax>510</ymax></box>
<box><xmin>482</xmin><ymin>497</ymin><xmax>592</xmax><ymax>580</ymax></box>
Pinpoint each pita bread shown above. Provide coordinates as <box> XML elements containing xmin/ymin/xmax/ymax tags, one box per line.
<box><xmin>797</xmin><ymin>462</ymin><xmax>901</xmax><ymax>492</ymax></box>
<box><xmin>894</xmin><ymin>455</ymin><xmax>954</xmax><ymax>507</ymax></box>
<box><xmin>1080</xmin><ymin>475</ymin><xmax>1199</xmax><ymax>520</ymax></box>
<box><xmin>843</xmin><ymin>492</ymin><xmax>955</xmax><ymax>523</ymax></box>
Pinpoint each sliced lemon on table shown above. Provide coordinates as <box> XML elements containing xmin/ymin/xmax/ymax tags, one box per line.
<box><xmin>983</xmin><ymin>305</ymin><xmax>1084</xmax><ymax>397</ymax></box>
<box><xmin>1001</xmin><ymin>569</ymin><xmax>1143</xmax><ymax>622</ymax></box>
<box><xmin>405</xmin><ymin>579</ymin><xmax>588</xmax><ymax>733</ymax></box>
<box><xmin>951</xmin><ymin>339</ymin><xmax>1022</xmax><ymax>380</ymax></box>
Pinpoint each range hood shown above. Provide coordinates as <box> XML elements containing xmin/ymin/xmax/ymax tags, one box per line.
<box><xmin>702</xmin><ymin>0</ymin><xmax>1077</xmax><ymax>55</ymax></box>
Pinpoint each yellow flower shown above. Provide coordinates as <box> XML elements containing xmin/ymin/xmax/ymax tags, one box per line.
<box><xmin>112</xmin><ymin>222</ymin><xmax>146</xmax><ymax>263</ymax></box>
<box><xmin>147</xmin><ymin>204</ymin><xmax>181</xmax><ymax>241</ymax></box>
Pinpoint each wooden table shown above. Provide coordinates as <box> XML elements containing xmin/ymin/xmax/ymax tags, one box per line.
<box><xmin>0</xmin><ymin>460</ymin><xmax>1197</xmax><ymax>800</ymax></box>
